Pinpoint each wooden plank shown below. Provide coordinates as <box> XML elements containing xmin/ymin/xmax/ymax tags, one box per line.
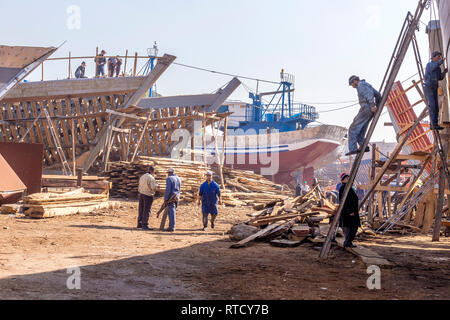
<box><xmin>55</xmin><ymin>99</ymin><xmax>71</xmax><ymax>153</ymax></box>
<box><xmin>91</xmin><ymin>97</ymin><xmax>103</xmax><ymax>130</ymax></box>
<box><xmin>6</xmin><ymin>103</ymin><xmax>20</xmax><ymax>141</ymax></box>
<box><xmin>37</xmin><ymin>100</ymin><xmax>59</xmax><ymax>163</ymax></box>
<box><xmin>30</xmin><ymin>101</ymin><xmax>52</xmax><ymax>163</ymax></box>
<box><xmin>81</xmin><ymin>97</ymin><xmax>96</xmax><ymax>140</ymax></box>
<box><xmin>14</xmin><ymin>103</ymin><xmax>27</xmax><ymax>139</ymax></box>
<box><xmin>0</xmin><ymin>104</ymin><xmax>10</xmax><ymax>141</ymax></box>
<box><xmin>73</xmin><ymin>98</ymin><xmax>88</xmax><ymax>145</ymax></box>
<box><xmin>230</xmin><ymin>222</ymin><xmax>283</xmax><ymax>249</ymax></box>
<box><xmin>335</xmin><ymin>237</ymin><xmax>393</xmax><ymax>267</ymax></box>
<box><xmin>360</xmin><ymin>185</ymin><xmax>409</xmax><ymax>192</ymax></box>
<box><xmin>22</xmin><ymin>102</ymin><xmax>37</xmax><ymax>143</ymax></box>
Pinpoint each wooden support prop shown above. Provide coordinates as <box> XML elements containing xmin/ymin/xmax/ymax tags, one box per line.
<box><xmin>131</xmin><ymin>113</ymin><xmax>152</xmax><ymax>163</ymax></box>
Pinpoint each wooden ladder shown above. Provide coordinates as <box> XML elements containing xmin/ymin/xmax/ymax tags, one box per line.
<box><xmin>43</xmin><ymin>109</ymin><xmax>72</xmax><ymax>176</ymax></box>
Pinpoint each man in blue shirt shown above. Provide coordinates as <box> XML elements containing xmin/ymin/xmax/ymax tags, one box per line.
<box><xmin>424</xmin><ymin>51</ymin><xmax>448</xmax><ymax>131</ymax></box>
<box><xmin>198</xmin><ymin>171</ymin><xmax>222</xmax><ymax>231</ymax></box>
<box><xmin>346</xmin><ymin>76</ymin><xmax>382</xmax><ymax>156</ymax></box>
<box><xmin>164</xmin><ymin>168</ymin><xmax>182</xmax><ymax>232</ymax></box>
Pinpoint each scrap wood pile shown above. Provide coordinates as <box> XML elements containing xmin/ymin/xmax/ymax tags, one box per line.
<box><xmin>217</xmin><ymin>165</ymin><xmax>292</xmax><ymax>206</ymax></box>
<box><xmin>22</xmin><ymin>188</ymin><xmax>118</xmax><ymax>219</ymax></box>
<box><xmin>228</xmin><ymin>185</ymin><xmax>339</xmax><ymax>248</ymax></box>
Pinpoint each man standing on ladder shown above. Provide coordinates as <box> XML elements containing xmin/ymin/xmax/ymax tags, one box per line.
<box><xmin>346</xmin><ymin>76</ymin><xmax>382</xmax><ymax>156</ymax></box>
<box><xmin>424</xmin><ymin>51</ymin><xmax>448</xmax><ymax>131</ymax></box>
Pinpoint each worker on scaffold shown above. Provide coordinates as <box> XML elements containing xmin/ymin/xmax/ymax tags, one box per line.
<box><xmin>424</xmin><ymin>51</ymin><xmax>448</xmax><ymax>131</ymax></box>
<box><xmin>346</xmin><ymin>76</ymin><xmax>382</xmax><ymax>156</ymax></box>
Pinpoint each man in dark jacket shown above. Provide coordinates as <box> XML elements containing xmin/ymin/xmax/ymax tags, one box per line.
<box><xmin>95</xmin><ymin>50</ymin><xmax>107</xmax><ymax>77</ymax></box>
<box><xmin>424</xmin><ymin>51</ymin><xmax>448</xmax><ymax>131</ymax></box>
<box><xmin>75</xmin><ymin>62</ymin><xmax>87</xmax><ymax>78</ymax></box>
<box><xmin>338</xmin><ymin>173</ymin><xmax>361</xmax><ymax>248</ymax></box>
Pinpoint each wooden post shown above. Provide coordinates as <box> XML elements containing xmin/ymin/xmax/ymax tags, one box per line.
<box><xmin>368</xmin><ymin>143</ymin><xmax>376</xmax><ymax>224</ymax></box>
<box><xmin>202</xmin><ymin>112</ymin><xmax>207</xmax><ymax>165</ymax></box>
<box><xmin>95</xmin><ymin>47</ymin><xmax>99</xmax><ymax>78</ymax></box>
<box><xmin>131</xmin><ymin>113</ymin><xmax>152</xmax><ymax>163</ymax></box>
<box><xmin>133</xmin><ymin>52</ymin><xmax>138</xmax><ymax>76</ymax></box>
<box><xmin>71</xmin><ymin>119</ymin><xmax>76</xmax><ymax>176</ymax></box>
<box><xmin>41</xmin><ymin>62</ymin><xmax>44</xmax><ymax>81</ymax></box>
<box><xmin>68</xmin><ymin>51</ymin><xmax>72</xmax><ymax>79</ymax></box>
<box><xmin>76</xmin><ymin>168</ymin><xmax>83</xmax><ymax>187</ymax></box>
<box><xmin>123</xmin><ymin>50</ymin><xmax>128</xmax><ymax>77</ymax></box>
<box><xmin>433</xmin><ymin>143</ymin><xmax>447</xmax><ymax>241</ymax></box>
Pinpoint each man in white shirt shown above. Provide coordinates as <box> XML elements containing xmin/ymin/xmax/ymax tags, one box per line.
<box><xmin>137</xmin><ymin>166</ymin><xmax>158</xmax><ymax>231</ymax></box>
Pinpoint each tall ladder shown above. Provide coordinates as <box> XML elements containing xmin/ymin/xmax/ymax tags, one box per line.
<box><xmin>43</xmin><ymin>109</ymin><xmax>72</xmax><ymax>176</ymax></box>
<box><xmin>319</xmin><ymin>0</ymin><xmax>429</xmax><ymax>259</ymax></box>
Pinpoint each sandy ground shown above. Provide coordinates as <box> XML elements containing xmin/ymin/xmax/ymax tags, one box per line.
<box><xmin>0</xmin><ymin>198</ymin><xmax>449</xmax><ymax>300</ymax></box>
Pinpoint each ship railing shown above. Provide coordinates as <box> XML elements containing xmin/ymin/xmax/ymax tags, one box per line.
<box><xmin>37</xmin><ymin>47</ymin><xmax>164</xmax><ymax>81</ymax></box>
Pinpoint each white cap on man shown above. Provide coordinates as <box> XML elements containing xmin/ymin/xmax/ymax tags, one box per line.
<box><xmin>206</xmin><ymin>171</ymin><xmax>213</xmax><ymax>176</ymax></box>
<box><xmin>168</xmin><ymin>168</ymin><xmax>175</xmax><ymax>173</ymax></box>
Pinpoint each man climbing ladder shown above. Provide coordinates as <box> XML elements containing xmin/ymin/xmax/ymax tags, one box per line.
<box><xmin>346</xmin><ymin>76</ymin><xmax>382</xmax><ymax>156</ymax></box>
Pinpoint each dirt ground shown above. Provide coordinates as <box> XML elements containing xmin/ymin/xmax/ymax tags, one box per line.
<box><xmin>0</xmin><ymin>198</ymin><xmax>449</xmax><ymax>300</ymax></box>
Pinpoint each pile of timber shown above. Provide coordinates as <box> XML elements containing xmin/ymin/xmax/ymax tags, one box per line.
<box><xmin>228</xmin><ymin>185</ymin><xmax>338</xmax><ymax>248</ymax></box>
<box><xmin>105</xmin><ymin>156</ymin><xmax>292</xmax><ymax>206</ymax></box>
<box><xmin>23</xmin><ymin>188</ymin><xmax>117</xmax><ymax>219</ymax></box>
<box><xmin>41</xmin><ymin>175</ymin><xmax>111</xmax><ymax>194</ymax></box>
<box><xmin>106</xmin><ymin>157</ymin><xmax>208</xmax><ymax>200</ymax></box>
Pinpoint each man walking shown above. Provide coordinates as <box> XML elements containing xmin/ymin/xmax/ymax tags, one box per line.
<box><xmin>338</xmin><ymin>173</ymin><xmax>361</xmax><ymax>248</ymax></box>
<box><xmin>75</xmin><ymin>62</ymin><xmax>87</xmax><ymax>79</ymax></box>
<box><xmin>346</xmin><ymin>76</ymin><xmax>382</xmax><ymax>156</ymax></box>
<box><xmin>424</xmin><ymin>51</ymin><xmax>448</xmax><ymax>131</ymax></box>
<box><xmin>197</xmin><ymin>171</ymin><xmax>222</xmax><ymax>231</ymax></box>
<box><xmin>164</xmin><ymin>168</ymin><xmax>182</xmax><ymax>232</ymax></box>
<box><xmin>137</xmin><ymin>166</ymin><xmax>158</xmax><ymax>231</ymax></box>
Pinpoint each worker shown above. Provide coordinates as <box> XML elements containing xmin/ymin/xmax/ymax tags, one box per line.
<box><xmin>107</xmin><ymin>56</ymin><xmax>117</xmax><ymax>77</ymax></box>
<box><xmin>114</xmin><ymin>55</ymin><xmax>122</xmax><ymax>77</ymax></box>
<box><xmin>197</xmin><ymin>171</ymin><xmax>222</xmax><ymax>231</ymax></box>
<box><xmin>74</xmin><ymin>62</ymin><xmax>87</xmax><ymax>79</ymax></box>
<box><xmin>164</xmin><ymin>168</ymin><xmax>182</xmax><ymax>232</ymax></box>
<box><xmin>95</xmin><ymin>50</ymin><xmax>107</xmax><ymax>77</ymax></box>
<box><xmin>424</xmin><ymin>51</ymin><xmax>448</xmax><ymax>131</ymax></box>
<box><xmin>346</xmin><ymin>76</ymin><xmax>382</xmax><ymax>156</ymax></box>
<box><xmin>338</xmin><ymin>173</ymin><xmax>361</xmax><ymax>248</ymax></box>
<box><xmin>137</xmin><ymin>166</ymin><xmax>158</xmax><ymax>231</ymax></box>
<box><xmin>303</xmin><ymin>181</ymin><xmax>310</xmax><ymax>194</ymax></box>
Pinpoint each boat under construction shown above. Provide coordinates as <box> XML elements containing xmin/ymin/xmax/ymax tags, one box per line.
<box><xmin>0</xmin><ymin>45</ymin><xmax>347</xmax><ymax>186</ymax></box>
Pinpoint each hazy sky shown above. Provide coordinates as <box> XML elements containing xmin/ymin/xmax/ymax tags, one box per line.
<box><xmin>0</xmin><ymin>0</ymin><xmax>439</xmax><ymax>142</ymax></box>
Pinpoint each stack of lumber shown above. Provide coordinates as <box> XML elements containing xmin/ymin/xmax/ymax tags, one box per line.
<box><xmin>106</xmin><ymin>157</ymin><xmax>208</xmax><ymax>200</ymax></box>
<box><xmin>229</xmin><ymin>185</ymin><xmax>338</xmax><ymax>248</ymax></box>
<box><xmin>41</xmin><ymin>175</ymin><xmax>111</xmax><ymax>194</ymax></box>
<box><xmin>105</xmin><ymin>157</ymin><xmax>291</xmax><ymax>206</ymax></box>
<box><xmin>23</xmin><ymin>188</ymin><xmax>117</xmax><ymax>219</ymax></box>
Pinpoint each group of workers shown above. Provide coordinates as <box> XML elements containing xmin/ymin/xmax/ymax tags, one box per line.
<box><xmin>74</xmin><ymin>49</ymin><xmax>123</xmax><ymax>79</ymax></box>
<box><xmin>338</xmin><ymin>50</ymin><xmax>448</xmax><ymax>247</ymax></box>
<box><xmin>136</xmin><ymin>167</ymin><xmax>221</xmax><ymax>232</ymax></box>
